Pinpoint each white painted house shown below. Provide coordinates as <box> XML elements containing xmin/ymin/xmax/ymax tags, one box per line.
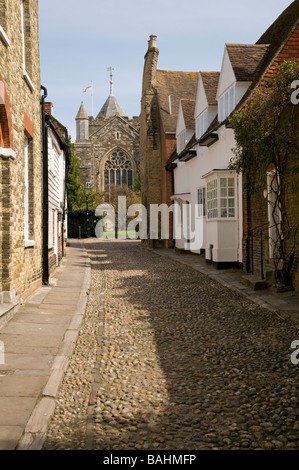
<box><xmin>45</xmin><ymin>103</ymin><xmax>69</xmax><ymax>271</ymax></box>
<box><xmin>169</xmin><ymin>43</ymin><xmax>270</xmax><ymax>268</ymax></box>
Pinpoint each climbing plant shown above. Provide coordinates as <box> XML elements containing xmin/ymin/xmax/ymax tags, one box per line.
<box><xmin>230</xmin><ymin>60</ymin><xmax>299</xmax><ymax>288</ymax></box>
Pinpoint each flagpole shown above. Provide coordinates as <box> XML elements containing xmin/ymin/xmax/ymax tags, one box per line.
<box><xmin>91</xmin><ymin>80</ymin><xmax>94</xmax><ymax>118</ymax></box>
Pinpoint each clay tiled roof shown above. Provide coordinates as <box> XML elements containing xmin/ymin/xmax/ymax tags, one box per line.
<box><xmin>182</xmin><ymin>1</ymin><xmax>299</xmax><ymax>149</ymax></box>
<box><xmin>181</xmin><ymin>99</ymin><xmax>196</xmax><ymax>130</ymax></box>
<box><xmin>226</xmin><ymin>44</ymin><xmax>270</xmax><ymax>81</ymax></box>
<box><xmin>257</xmin><ymin>0</ymin><xmax>299</xmax><ymax>51</ymax></box>
<box><xmin>235</xmin><ymin>1</ymin><xmax>299</xmax><ymax>111</ymax></box>
<box><xmin>155</xmin><ymin>70</ymin><xmax>199</xmax><ymax>133</ymax></box>
<box><xmin>200</xmin><ymin>72</ymin><xmax>220</xmax><ymax>105</ymax></box>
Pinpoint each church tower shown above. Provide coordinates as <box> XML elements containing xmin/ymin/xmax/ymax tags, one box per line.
<box><xmin>74</xmin><ymin>69</ymin><xmax>140</xmax><ymax>196</ymax></box>
<box><xmin>97</xmin><ymin>69</ymin><xmax>127</xmax><ymax>120</ymax></box>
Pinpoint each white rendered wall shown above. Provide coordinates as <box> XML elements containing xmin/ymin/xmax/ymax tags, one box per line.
<box><xmin>173</xmin><ymin>126</ymin><xmax>243</xmax><ymax>263</ymax></box>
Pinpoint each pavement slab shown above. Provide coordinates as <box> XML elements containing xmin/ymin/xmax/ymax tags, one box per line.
<box><xmin>0</xmin><ymin>240</ymin><xmax>90</xmax><ymax>450</ymax></box>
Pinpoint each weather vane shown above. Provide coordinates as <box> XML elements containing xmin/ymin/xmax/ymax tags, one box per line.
<box><xmin>107</xmin><ymin>67</ymin><xmax>114</xmax><ymax>95</ymax></box>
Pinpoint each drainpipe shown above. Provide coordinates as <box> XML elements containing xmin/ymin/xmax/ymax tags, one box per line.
<box><xmin>41</xmin><ymin>86</ymin><xmax>49</xmax><ymax>285</ymax></box>
<box><xmin>62</xmin><ymin>130</ymin><xmax>70</xmax><ymax>257</ymax></box>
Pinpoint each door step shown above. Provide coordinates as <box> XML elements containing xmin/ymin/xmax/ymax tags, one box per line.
<box><xmin>241</xmin><ymin>274</ymin><xmax>270</xmax><ymax>291</ymax></box>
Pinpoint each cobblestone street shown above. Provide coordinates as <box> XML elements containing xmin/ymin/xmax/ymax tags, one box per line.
<box><xmin>43</xmin><ymin>240</ymin><xmax>299</xmax><ymax>451</ymax></box>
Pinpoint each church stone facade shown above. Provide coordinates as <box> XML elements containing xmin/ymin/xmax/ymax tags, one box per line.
<box><xmin>74</xmin><ymin>86</ymin><xmax>140</xmax><ymax>199</ymax></box>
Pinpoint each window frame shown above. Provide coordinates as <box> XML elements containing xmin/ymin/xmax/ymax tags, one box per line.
<box><xmin>48</xmin><ymin>208</ymin><xmax>54</xmax><ymax>249</ymax></box>
<box><xmin>104</xmin><ymin>149</ymin><xmax>133</xmax><ymax>193</ymax></box>
<box><xmin>0</xmin><ymin>0</ymin><xmax>9</xmax><ymax>47</ymax></box>
<box><xmin>177</xmin><ymin>130</ymin><xmax>186</xmax><ymax>154</ymax></box>
<box><xmin>197</xmin><ymin>186</ymin><xmax>206</xmax><ymax>218</ymax></box>
<box><xmin>218</xmin><ymin>85</ymin><xmax>235</xmax><ymax>122</ymax></box>
<box><xmin>20</xmin><ymin>0</ymin><xmax>35</xmax><ymax>91</ymax></box>
<box><xmin>206</xmin><ymin>174</ymin><xmax>236</xmax><ymax>220</ymax></box>
<box><xmin>24</xmin><ymin>136</ymin><xmax>35</xmax><ymax>247</ymax></box>
<box><xmin>196</xmin><ymin>110</ymin><xmax>208</xmax><ymax>139</ymax></box>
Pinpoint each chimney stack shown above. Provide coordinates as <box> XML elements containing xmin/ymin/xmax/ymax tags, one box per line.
<box><xmin>45</xmin><ymin>102</ymin><xmax>53</xmax><ymax>115</ymax></box>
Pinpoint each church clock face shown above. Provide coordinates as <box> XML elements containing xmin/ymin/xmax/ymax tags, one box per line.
<box><xmin>104</xmin><ymin>149</ymin><xmax>133</xmax><ymax>190</ymax></box>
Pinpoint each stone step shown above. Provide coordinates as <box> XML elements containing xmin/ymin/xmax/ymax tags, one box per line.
<box><xmin>253</xmin><ymin>265</ymin><xmax>275</xmax><ymax>281</ymax></box>
<box><xmin>241</xmin><ymin>274</ymin><xmax>270</xmax><ymax>291</ymax></box>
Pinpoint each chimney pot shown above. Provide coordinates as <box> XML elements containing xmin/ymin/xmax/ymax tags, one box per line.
<box><xmin>148</xmin><ymin>34</ymin><xmax>157</xmax><ymax>49</ymax></box>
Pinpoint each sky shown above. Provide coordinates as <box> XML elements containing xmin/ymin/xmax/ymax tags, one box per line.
<box><xmin>39</xmin><ymin>0</ymin><xmax>293</xmax><ymax>141</ymax></box>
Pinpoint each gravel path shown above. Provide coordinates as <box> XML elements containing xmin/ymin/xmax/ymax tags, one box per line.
<box><xmin>43</xmin><ymin>239</ymin><xmax>299</xmax><ymax>450</ymax></box>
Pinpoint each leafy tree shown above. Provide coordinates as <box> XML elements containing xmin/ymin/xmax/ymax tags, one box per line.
<box><xmin>230</xmin><ymin>60</ymin><xmax>299</xmax><ymax>288</ymax></box>
<box><xmin>67</xmin><ymin>139</ymin><xmax>105</xmax><ymax>212</ymax></box>
<box><xmin>66</xmin><ymin>140</ymin><xmax>85</xmax><ymax>212</ymax></box>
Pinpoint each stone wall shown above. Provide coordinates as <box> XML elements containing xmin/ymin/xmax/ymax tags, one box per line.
<box><xmin>74</xmin><ymin>114</ymin><xmax>140</xmax><ymax>192</ymax></box>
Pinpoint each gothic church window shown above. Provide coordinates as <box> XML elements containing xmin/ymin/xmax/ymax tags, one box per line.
<box><xmin>104</xmin><ymin>149</ymin><xmax>133</xmax><ymax>191</ymax></box>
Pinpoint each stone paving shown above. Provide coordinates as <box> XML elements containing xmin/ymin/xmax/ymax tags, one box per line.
<box><xmin>43</xmin><ymin>239</ymin><xmax>299</xmax><ymax>450</ymax></box>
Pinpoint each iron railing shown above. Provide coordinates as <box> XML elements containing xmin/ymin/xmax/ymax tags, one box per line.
<box><xmin>248</xmin><ymin>222</ymin><xmax>281</xmax><ymax>280</ymax></box>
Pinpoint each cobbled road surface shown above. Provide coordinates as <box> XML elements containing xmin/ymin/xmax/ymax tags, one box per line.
<box><xmin>43</xmin><ymin>240</ymin><xmax>299</xmax><ymax>450</ymax></box>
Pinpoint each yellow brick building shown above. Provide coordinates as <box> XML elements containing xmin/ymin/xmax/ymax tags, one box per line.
<box><xmin>0</xmin><ymin>0</ymin><xmax>43</xmax><ymax>315</ymax></box>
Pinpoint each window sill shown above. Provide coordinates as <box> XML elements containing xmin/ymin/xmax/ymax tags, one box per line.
<box><xmin>0</xmin><ymin>26</ymin><xmax>10</xmax><ymax>47</ymax></box>
<box><xmin>23</xmin><ymin>69</ymin><xmax>35</xmax><ymax>92</ymax></box>
<box><xmin>0</xmin><ymin>148</ymin><xmax>16</xmax><ymax>159</ymax></box>
<box><xmin>25</xmin><ymin>240</ymin><xmax>35</xmax><ymax>248</ymax></box>
<box><xmin>206</xmin><ymin>217</ymin><xmax>237</xmax><ymax>222</ymax></box>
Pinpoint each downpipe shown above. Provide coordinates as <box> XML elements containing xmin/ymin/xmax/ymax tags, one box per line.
<box><xmin>41</xmin><ymin>85</ymin><xmax>49</xmax><ymax>285</ymax></box>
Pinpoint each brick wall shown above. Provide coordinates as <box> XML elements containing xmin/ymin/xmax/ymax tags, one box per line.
<box><xmin>0</xmin><ymin>0</ymin><xmax>43</xmax><ymax>303</ymax></box>
<box><xmin>160</xmin><ymin>127</ymin><xmax>176</xmax><ymax>248</ymax></box>
<box><xmin>243</xmin><ymin>25</ymin><xmax>299</xmax><ymax>290</ymax></box>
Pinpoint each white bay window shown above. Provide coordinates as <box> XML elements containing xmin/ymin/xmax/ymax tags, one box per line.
<box><xmin>206</xmin><ymin>174</ymin><xmax>236</xmax><ymax>219</ymax></box>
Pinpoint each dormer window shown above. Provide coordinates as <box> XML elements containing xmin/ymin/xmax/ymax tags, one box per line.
<box><xmin>196</xmin><ymin>110</ymin><xmax>208</xmax><ymax>139</ymax></box>
<box><xmin>177</xmin><ymin>130</ymin><xmax>187</xmax><ymax>154</ymax></box>
<box><xmin>219</xmin><ymin>85</ymin><xmax>235</xmax><ymax>122</ymax></box>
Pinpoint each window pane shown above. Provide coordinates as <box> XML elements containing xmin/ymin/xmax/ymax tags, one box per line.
<box><xmin>228</xmin><ymin>178</ymin><xmax>234</xmax><ymax>187</ymax></box>
<box><xmin>104</xmin><ymin>169</ymin><xmax>109</xmax><ymax>189</ymax></box>
<box><xmin>128</xmin><ymin>169</ymin><xmax>132</xmax><ymax>188</ymax></box>
<box><xmin>197</xmin><ymin>187</ymin><xmax>206</xmax><ymax>217</ymax></box>
<box><xmin>116</xmin><ymin>169</ymin><xmax>120</xmax><ymax>185</ymax></box>
<box><xmin>229</xmin><ymin>208</ymin><xmax>235</xmax><ymax>217</ymax></box>
<box><xmin>228</xmin><ymin>187</ymin><xmax>235</xmax><ymax>197</ymax></box>
<box><xmin>220</xmin><ymin>178</ymin><xmax>227</xmax><ymax>188</ymax></box>
<box><xmin>221</xmin><ymin>208</ymin><xmax>227</xmax><ymax>218</ymax></box>
<box><xmin>221</xmin><ymin>188</ymin><xmax>227</xmax><ymax>197</ymax></box>
<box><xmin>225</xmin><ymin>92</ymin><xmax>229</xmax><ymax>117</ymax></box>
<box><xmin>221</xmin><ymin>199</ymin><xmax>227</xmax><ymax>208</ymax></box>
<box><xmin>228</xmin><ymin>198</ymin><xmax>235</xmax><ymax>208</ymax></box>
<box><xmin>122</xmin><ymin>169</ymin><xmax>127</xmax><ymax>185</ymax></box>
<box><xmin>219</xmin><ymin>96</ymin><xmax>224</xmax><ymax>121</ymax></box>
<box><xmin>229</xmin><ymin>87</ymin><xmax>235</xmax><ymax>113</ymax></box>
<box><xmin>110</xmin><ymin>169</ymin><xmax>115</xmax><ymax>184</ymax></box>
